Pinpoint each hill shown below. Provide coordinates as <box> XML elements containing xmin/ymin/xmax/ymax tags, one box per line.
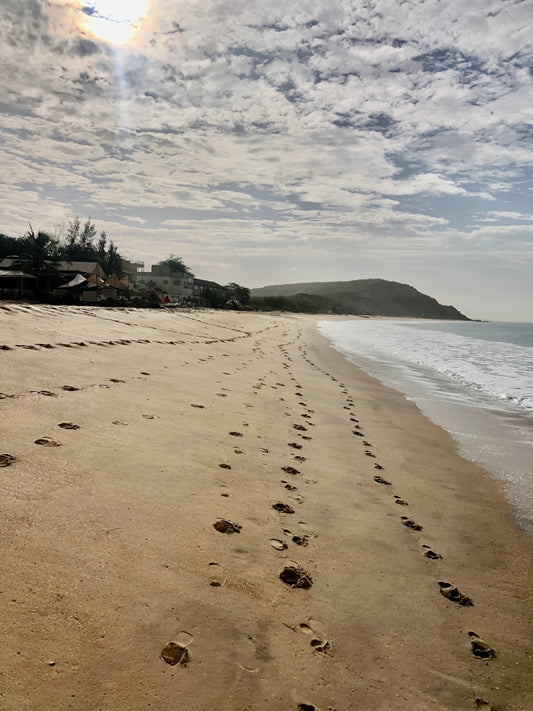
<box><xmin>250</xmin><ymin>279</ymin><xmax>469</xmax><ymax>319</ymax></box>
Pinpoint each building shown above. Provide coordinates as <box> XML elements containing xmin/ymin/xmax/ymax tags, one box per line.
<box><xmin>192</xmin><ymin>278</ymin><xmax>226</xmax><ymax>305</ymax></box>
<box><xmin>134</xmin><ymin>264</ymin><xmax>194</xmax><ymax>302</ymax></box>
<box><xmin>120</xmin><ymin>258</ymin><xmax>144</xmax><ymax>283</ymax></box>
<box><xmin>0</xmin><ymin>269</ymin><xmax>37</xmax><ymax>298</ymax></box>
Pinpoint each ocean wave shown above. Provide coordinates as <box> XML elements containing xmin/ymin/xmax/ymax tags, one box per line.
<box><xmin>318</xmin><ymin>320</ymin><xmax>533</xmax><ymax>415</ymax></box>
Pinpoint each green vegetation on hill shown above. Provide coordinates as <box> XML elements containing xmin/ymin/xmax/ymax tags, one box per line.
<box><xmin>250</xmin><ymin>279</ymin><xmax>469</xmax><ymax>319</ymax></box>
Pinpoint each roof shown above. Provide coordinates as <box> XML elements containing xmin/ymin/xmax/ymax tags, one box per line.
<box><xmin>193</xmin><ymin>278</ymin><xmax>224</xmax><ymax>289</ymax></box>
<box><xmin>0</xmin><ymin>258</ymin><xmax>106</xmax><ymax>278</ymax></box>
<box><xmin>57</xmin><ymin>261</ymin><xmax>106</xmax><ymax>276</ymax></box>
<box><xmin>57</xmin><ymin>273</ymin><xmax>87</xmax><ymax>289</ymax></box>
<box><xmin>0</xmin><ymin>269</ymin><xmax>37</xmax><ymax>278</ymax></box>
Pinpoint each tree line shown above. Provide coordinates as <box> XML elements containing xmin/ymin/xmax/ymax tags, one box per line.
<box><xmin>0</xmin><ymin>221</ymin><xmax>251</xmax><ymax>307</ymax></box>
<box><xmin>0</xmin><ymin>218</ymin><xmax>123</xmax><ymax>277</ymax></box>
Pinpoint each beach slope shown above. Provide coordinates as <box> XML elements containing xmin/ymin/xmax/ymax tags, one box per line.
<box><xmin>0</xmin><ymin>305</ymin><xmax>531</xmax><ymax>711</ymax></box>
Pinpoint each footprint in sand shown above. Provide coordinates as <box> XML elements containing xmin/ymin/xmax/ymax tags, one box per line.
<box><xmin>31</xmin><ymin>390</ymin><xmax>57</xmax><ymax>397</ymax></box>
<box><xmin>424</xmin><ymin>549</ymin><xmax>441</xmax><ymax>559</ymax></box>
<box><xmin>110</xmin><ymin>378</ymin><xmax>125</xmax><ymax>383</ymax></box>
<box><xmin>288</xmin><ymin>442</ymin><xmax>303</xmax><ymax>450</ymax></box>
<box><xmin>142</xmin><ymin>414</ymin><xmax>156</xmax><ymax>420</ymax></box>
<box><xmin>394</xmin><ymin>496</ymin><xmax>409</xmax><ymax>506</ymax></box>
<box><xmin>270</xmin><ymin>538</ymin><xmax>288</xmax><ymax>551</ymax></box>
<box><xmin>299</xmin><ymin>621</ymin><xmax>330</xmax><ymax>654</ymax></box>
<box><xmin>293</xmin><ymin>424</ymin><xmax>307</xmax><ymax>431</ymax></box>
<box><xmin>272</xmin><ymin>502</ymin><xmax>295</xmax><ymax>514</ymax></box>
<box><xmin>208</xmin><ymin>561</ymin><xmax>226</xmax><ymax>587</ymax></box>
<box><xmin>294</xmin><ymin>455</ymin><xmax>306</xmax><ymax>462</ymax></box>
<box><xmin>229</xmin><ymin>431</ymin><xmax>243</xmax><ymax>437</ymax></box>
<box><xmin>234</xmin><ymin>447</ymin><xmax>243</xmax><ymax>454</ymax></box>
<box><xmin>280</xmin><ymin>566</ymin><xmax>313</xmax><ymax>588</ymax></box>
<box><xmin>438</xmin><ymin>581</ymin><xmax>473</xmax><ymax>606</ymax></box>
<box><xmin>0</xmin><ymin>454</ymin><xmax>16</xmax><ymax>467</ymax></box>
<box><xmin>58</xmin><ymin>422</ymin><xmax>80</xmax><ymax>430</ymax></box>
<box><xmin>374</xmin><ymin>475</ymin><xmax>391</xmax><ymax>485</ymax></box>
<box><xmin>236</xmin><ymin>634</ymin><xmax>261</xmax><ymax>673</ymax></box>
<box><xmin>374</xmin><ymin>463</ymin><xmax>384</xmax><ymax>470</ymax></box>
<box><xmin>283</xmin><ymin>483</ymin><xmax>298</xmax><ymax>491</ymax></box>
<box><xmin>112</xmin><ymin>420</ymin><xmax>128</xmax><ymax>426</ymax></box>
<box><xmin>35</xmin><ymin>437</ymin><xmax>61</xmax><ymax>447</ymax></box>
<box><xmin>219</xmin><ymin>463</ymin><xmax>232</xmax><ymax>469</ymax></box>
<box><xmin>292</xmin><ymin>535</ymin><xmax>309</xmax><ymax>546</ymax></box>
<box><xmin>190</xmin><ymin>403</ymin><xmax>205</xmax><ymax>408</ymax></box>
<box><xmin>213</xmin><ymin>519</ymin><xmax>241</xmax><ymax>534</ymax></box>
<box><xmin>61</xmin><ymin>385</ymin><xmax>79</xmax><ymax>391</ymax></box>
<box><xmin>469</xmin><ymin>632</ymin><xmax>495</xmax><ymax>659</ymax></box>
<box><xmin>365</xmin><ymin>451</ymin><xmax>376</xmax><ymax>458</ymax></box>
<box><xmin>401</xmin><ymin>516</ymin><xmax>422</xmax><ymax>530</ymax></box>
<box><xmin>282</xmin><ymin>466</ymin><xmax>300</xmax><ymax>475</ymax></box>
<box><xmin>161</xmin><ymin>631</ymin><xmax>194</xmax><ymax>666</ymax></box>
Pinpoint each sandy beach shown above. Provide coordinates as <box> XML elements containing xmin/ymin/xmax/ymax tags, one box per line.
<box><xmin>1</xmin><ymin>304</ymin><xmax>532</xmax><ymax>711</ymax></box>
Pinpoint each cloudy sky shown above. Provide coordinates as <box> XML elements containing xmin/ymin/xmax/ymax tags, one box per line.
<box><xmin>0</xmin><ymin>0</ymin><xmax>532</xmax><ymax>319</ymax></box>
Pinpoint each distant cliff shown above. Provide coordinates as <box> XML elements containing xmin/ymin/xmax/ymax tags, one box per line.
<box><xmin>250</xmin><ymin>279</ymin><xmax>469</xmax><ymax>319</ymax></box>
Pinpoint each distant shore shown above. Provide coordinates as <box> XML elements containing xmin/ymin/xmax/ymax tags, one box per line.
<box><xmin>1</xmin><ymin>305</ymin><xmax>531</xmax><ymax>710</ymax></box>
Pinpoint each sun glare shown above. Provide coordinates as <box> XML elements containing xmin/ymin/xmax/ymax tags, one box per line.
<box><xmin>83</xmin><ymin>0</ymin><xmax>148</xmax><ymax>45</ymax></box>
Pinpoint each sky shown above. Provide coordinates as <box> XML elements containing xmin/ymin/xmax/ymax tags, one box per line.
<box><xmin>0</xmin><ymin>0</ymin><xmax>532</xmax><ymax>320</ymax></box>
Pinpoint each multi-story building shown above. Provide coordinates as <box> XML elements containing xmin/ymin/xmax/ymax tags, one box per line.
<box><xmin>134</xmin><ymin>264</ymin><xmax>195</xmax><ymax>302</ymax></box>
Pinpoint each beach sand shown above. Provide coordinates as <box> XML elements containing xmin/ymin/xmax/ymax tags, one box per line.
<box><xmin>1</xmin><ymin>304</ymin><xmax>532</xmax><ymax>711</ymax></box>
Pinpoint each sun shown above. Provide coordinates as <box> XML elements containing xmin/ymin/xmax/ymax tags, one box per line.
<box><xmin>82</xmin><ymin>0</ymin><xmax>148</xmax><ymax>45</ymax></box>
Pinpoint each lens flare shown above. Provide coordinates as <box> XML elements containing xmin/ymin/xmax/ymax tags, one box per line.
<box><xmin>82</xmin><ymin>0</ymin><xmax>148</xmax><ymax>45</ymax></box>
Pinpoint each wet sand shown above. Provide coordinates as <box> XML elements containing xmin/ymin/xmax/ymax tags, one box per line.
<box><xmin>1</xmin><ymin>304</ymin><xmax>532</xmax><ymax>711</ymax></box>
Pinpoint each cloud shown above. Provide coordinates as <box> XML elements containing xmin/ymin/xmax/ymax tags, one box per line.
<box><xmin>0</xmin><ymin>0</ymin><xmax>531</xmax><ymax>317</ymax></box>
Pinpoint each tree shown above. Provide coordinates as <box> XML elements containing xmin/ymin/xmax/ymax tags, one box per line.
<box><xmin>14</xmin><ymin>225</ymin><xmax>60</xmax><ymax>277</ymax></box>
<box><xmin>80</xmin><ymin>218</ymin><xmax>97</xmax><ymax>250</ymax></box>
<box><xmin>61</xmin><ymin>217</ymin><xmax>98</xmax><ymax>261</ymax></box>
<box><xmin>97</xmin><ymin>231</ymin><xmax>107</xmax><ymax>259</ymax></box>
<box><xmin>104</xmin><ymin>240</ymin><xmax>122</xmax><ymax>276</ymax></box>
<box><xmin>58</xmin><ymin>218</ymin><xmax>124</xmax><ymax>276</ymax></box>
<box><xmin>65</xmin><ymin>217</ymin><xmax>81</xmax><ymax>250</ymax></box>
<box><xmin>0</xmin><ymin>233</ymin><xmax>21</xmax><ymax>259</ymax></box>
<box><xmin>225</xmin><ymin>282</ymin><xmax>250</xmax><ymax>306</ymax></box>
<box><xmin>157</xmin><ymin>253</ymin><xmax>190</xmax><ymax>273</ymax></box>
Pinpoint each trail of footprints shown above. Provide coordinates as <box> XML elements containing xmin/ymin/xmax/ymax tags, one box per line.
<box><xmin>1</xmin><ymin>322</ymin><xmax>496</xmax><ymax>709</ymax></box>
<box><xmin>296</xmin><ymin>339</ymin><xmax>497</xmax><ymax>708</ymax></box>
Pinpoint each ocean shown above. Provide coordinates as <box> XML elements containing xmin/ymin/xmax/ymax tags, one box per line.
<box><xmin>318</xmin><ymin>319</ymin><xmax>533</xmax><ymax>534</ymax></box>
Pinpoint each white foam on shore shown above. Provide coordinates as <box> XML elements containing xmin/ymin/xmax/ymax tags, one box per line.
<box><xmin>318</xmin><ymin>319</ymin><xmax>533</xmax><ymax>534</ymax></box>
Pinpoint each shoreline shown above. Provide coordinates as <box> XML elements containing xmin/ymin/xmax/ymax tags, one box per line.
<box><xmin>0</xmin><ymin>305</ymin><xmax>531</xmax><ymax>710</ymax></box>
<box><xmin>316</xmin><ymin>318</ymin><xmax>533</xmax><ymax>537</ymax></box>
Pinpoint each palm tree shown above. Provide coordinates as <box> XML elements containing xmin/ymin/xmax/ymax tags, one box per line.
<box><xmin>14</xmin><ymin>225</ymin><xmax>60</xmax><ymax>278</ymax></box>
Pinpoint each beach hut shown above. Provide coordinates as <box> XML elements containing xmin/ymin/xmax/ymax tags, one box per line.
<box><xmin>0</xmin><ymin>269</ymin><xmax>37</xmax><ymax>298</ymax></box>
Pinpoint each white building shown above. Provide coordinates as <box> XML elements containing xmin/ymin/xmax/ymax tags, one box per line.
<box><xmin>134</xmin><ymin>264</ymin><xmax>194</xmax><ymax>302</ymax></box>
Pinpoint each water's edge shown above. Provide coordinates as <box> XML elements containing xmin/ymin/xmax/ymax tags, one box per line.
<box><xmin>318</xmin><ymin>321</ymin><xmax>533</xmax><ymax>536</ymax></box>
